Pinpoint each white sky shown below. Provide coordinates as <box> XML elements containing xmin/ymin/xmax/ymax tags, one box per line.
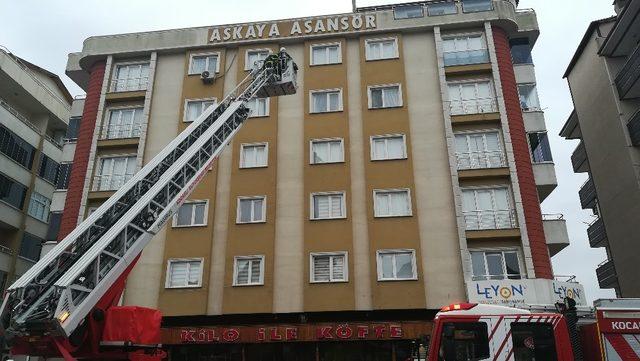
<box><xmin>0</xmin><ymin>0</ymin><xmax>617</xmax><ymax>302</ymax></box>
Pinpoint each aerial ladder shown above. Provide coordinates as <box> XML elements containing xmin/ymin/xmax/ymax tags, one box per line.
<box><xmin>0</xmin><ymin>50</ymin><xmax>298</xmax><ymax>360</ymax></box>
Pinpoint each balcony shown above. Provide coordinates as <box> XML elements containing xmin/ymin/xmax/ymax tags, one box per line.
<box><xmin>450</xmin><ymin>98</ymin><xmax>498</xmax><ymax>117</ymax></box>
<box><xmin>587</xmin><ymin>218</ymin><xmax>608</xmax><ymax>248</ymax></box>
<box><xmin>628</xmin><ymin>109</ymin><xmax>640</xmax><ymax>146</ymax></box>
<box><xmin>596</xmin><ymin>259</ymin><xmax>619</xmax><ymax>290</ymax></box>
<box><xmin>91</xmin><ymin>174</ymin><xmax>133</xmax><ymax>193</ymax></box>
<box><xmin>456</xmin><ymin>151</ymin><xmax>506</xmax><ymax>170</ymax></box>
<box><xmin>571</xmin><ymin>141</ymin><xmax>589</xmax><ymax>173</ymax></box>
<box><xmin>96</xmin><ymin>124</ymin><xmax>142</xmax><ymax>149</ymax></box>
<box><xmin>579</xmin><ymin>178</ymin><xmax>597</xmax><ymax>210</ymax></box>
<box><xmin>532</xmin><ymin>162</ymin><xmax>557</xmax><ymax>202</ymax></box>
<box><xmin>542</xmin><ymin>214</ymin><xmax>570</xmax><ymax>257</ymax></box>
<box><xmin>615</xmin><ymin>42</ymin><xmax>640</xmax><ymax>99</ymax></box>
<box><xmin>463</xmin><ymin>209</ymin><xmax>517</xmax><ymax>231</ymax></box>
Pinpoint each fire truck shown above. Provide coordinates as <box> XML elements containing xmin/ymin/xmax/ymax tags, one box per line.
<box><xmin>428</xmin><ymin>299</ymin><xmax>640</xmax><ymax>361</ymax></box>
<box><xmin>0</xmin><ymin>50</ymin><xmax>298</xmax><ymax>361</ymax></box>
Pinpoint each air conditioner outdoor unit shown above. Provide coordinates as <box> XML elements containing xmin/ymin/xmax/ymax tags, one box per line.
<box><xmin>201</xmin><ymin>70</ymin><xmax>214</xmax><ymax>84</ymax></box>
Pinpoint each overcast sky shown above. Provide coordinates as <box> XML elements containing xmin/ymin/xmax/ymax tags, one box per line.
<box><xmin>0</xmin><ymin>0</ymin><xmax>617</xmax><ymax>302</ymax></box>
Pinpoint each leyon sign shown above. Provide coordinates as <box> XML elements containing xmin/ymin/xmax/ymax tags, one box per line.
<box><xmin>209</xmin><ymin>14</ymin><xmax>377</xmax><ymax>43</ymax></box>
<box><xmin>467</xmin><ymin>279</ymin><xmax>587</xmax><ymax>307</ymax></box>
<box><xmin>162</xmin><ymin>322</ymin><xmax>432</xmax><ymax>345</ymax></box>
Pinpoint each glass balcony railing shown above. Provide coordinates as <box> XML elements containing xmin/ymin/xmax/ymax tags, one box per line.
<box><xmin>100</xmin><ymin>124</ymin><xmax>142</xmax><ymax>140</ymax></box>
<box><xmin>450</xmin><ymin>98</ymin><xmax>498</xmax><ymax>115</ymax></box>
<box><xmin>110</xmin><ymin>77</ymin><xmax>149</xmax><ymax>93</ymax></box>
<box><xmin>462</xmin><ymin>0</ymin><xmax>494</xmax><ymax>13</ymax></box>
<box><xmin>443</xmin><ymin>49</ymin><xmax>490</xmax><ymax>67</ymax></box>
<box><xmin>463</xmin><ymin>209</ymin><xmax>517</xmax><ymax>230</ymax></box>
<box><xmin>456</xmin><ymin>150</ymin><xmax>506</xmax><ymax>170</ymax></box>
<box><xmin>92</xmin><ymin>174</ymin><xmax>135</xmax><ymax>192</ymax></box>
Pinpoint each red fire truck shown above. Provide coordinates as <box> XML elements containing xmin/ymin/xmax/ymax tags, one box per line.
<box><xmin>428</xmin><ymin>299</ymin><xmax>640</xmax><ymax>361</ymax></box>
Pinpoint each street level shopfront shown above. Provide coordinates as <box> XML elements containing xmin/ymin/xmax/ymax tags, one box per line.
<box><xmin>162</xmin><ymin>313</ymin><xmax>434</xmax><ymax>361</ymax></box>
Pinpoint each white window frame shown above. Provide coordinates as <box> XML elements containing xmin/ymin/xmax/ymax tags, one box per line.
<box><xmin>309</xmin><ymin>138</ymin><xmax>345</xmax><ymax>164</ymax></box>
<box><xmin>441</xmin><ymin>32</ymin><xmax>488</xmax><ymax>66</ymax></box>
<box><xmin>183</xmin><ymin>97</ymin><xmax>218</xmax><ymax>123</ymax></box>
<box><xmin>94</xmin><ymin>154</ymin><xmax>137</xmax><ymax>191</ymax></box>
<box><xmin>247</xmin><ymin>97</ymin><xmax>270</xmax><ymax>118</ymax></box>
<box><xmin>28</xmin><ymin>192</ymin><xmax>51</xmax><ymax>222</ymax></box>
<box><xmin>310</xmin><ymin>251</ymin><xmax>349</xmax><ymax>283</ymax></box>
<box><xmin>172</xmin><ymin>200</ymin><xmax>209</xmax><ymax>228</ymax></box>
<box><xmin>240</xmin><ymin>142</ymin><xmax>269</xmax><ymax>168</ymax></box>
<box><xmin>370</xmin><ymin>134</ymin><xmax>407</xmax><ymax>161</ymax></box>
<box><xmin>103</xmin><ymin>105</ymin><xmax>144</xmax><ymax>139</ymax></box>
<box><xmin>447</xmin><ymin>78</ymin><xmax>497</xmax><ymax>115</ymax></box>
<box><xmin>245</xmin><ymin>48</ymin><xmax>272</xmax><ymax>71</ymax></box>
<box><xmin>310</xmin><ymin>42</ymin><xmax>342</xmax><ymax>66</ymax></box>
<box><xmin>236</xmin><ymin>196</ymin><xmax>267</xmax><ymax>224</ymax></box>
<box><xmin>365</xmin><ymin>37</ymin><xmax>400</xmax><ymax>61</ymax></box>
<box><xmin>309</xmin><ymin>88</ymin><xmax>344</xmax><ymax>113</ymax></box>
<box><xmin>376</xmin><ymin>249</ymin><xmax>418</xmax><ymax>281</ymax></box>
<box><xmin>454</xmin><ymin>129</ymin><xmax>506</xmax><ymax>170</ymax></box>
<box><xmin>165</xmin><ymin>258</ymin><xmax>204</xmax><ymax>289</ymax></box>
<box><xmin>517</xmin><ymin>83</ymin><xmax>542</xmax><ymax>112</ymax></box>
<box><xmin>233</xmin><ymin>255</ymin><xmax>265</xmax><ymax>286</ymax></box>
<box><xmin>188</xmin><ymin>52</ymin><xmax>221</xmax><ymax>75</ymax></box>
<box><xmin>469</xmin><ymin>248</ymin><xmax>524</xmax><ymax>281</ymax></box>
<box><xmin>461</xmin><ymin>186</ymin><xmax>516</xmax><ymax>230</ymax></box>
<box><xmin>373</xmin><ymin>188</ymin><xmax>413</xmax><ymax>218</ymax></box>
<box><xmin>111</xmin><ymin>61</ymin><xmax>150</xmax><ymax>92</ymax></box>
<box><xmin>310</xmin><ymin>191</ymin><xmax>347</xmax><ymax>220</ymax></box>
<box><xmin>367</xmin><ymin>84</ymin><xmax>403</xmax><ymax>109</ymax></box>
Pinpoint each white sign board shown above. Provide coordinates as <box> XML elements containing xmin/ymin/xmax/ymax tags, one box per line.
<box><xmin>467</xmin><ymin>279</ymin><xmax>587</xmax><ymax>307</ymax></box>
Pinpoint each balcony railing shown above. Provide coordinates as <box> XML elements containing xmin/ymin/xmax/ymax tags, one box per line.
<box><xmin>110</xmin><ymin>77</ymin><xmax>149</xmax><ymax>93</ymax></box>
<box><xmin>0</xmin><ymin>96</ymin><xmax>41</xmax><ymax>133</ymax></box>
<box><xmin>92</xmin><ymin>174</ymin><xmax>134</xmax><ymax>192</ymax></box>
<box><xmin>463</xmin><ymin>209</ymin><xmax>517</xmax><ymax>230</ymax></box>
<box><xmin>628</xmin><ymin>109</ymin><xmax>640</xmax><ymax>146</ymax></box>
<box><xmin>579</xmin><ymin>178</ymin><xmax>597</xmax><ymax>210</ymax></box>
<box><xmin>0</xmin><ymin>245</ymin><xmax>13</xmax><ymax>255</ymax></box>
<box><xmin>587</xmin><ymin>217</ymin><xmax>608</xmax><ymax>248</ymax></box>
<box><xmin>571</xmin><ymin>141</ymin><xmax>588</xmax><ymax>173</ymax></box>
<box><xmin>456</xmin><ymin>150</ymin><xmax>506</xmax><ymax>170</ymax></box>
<box><xmin>450</xmin><ymin>98</ymin><xmax>498</xmax><ymax>116</ymax></box>
<box><xmin>443</xmin><ymin>49</ymin><xmax>490</xmax><ymax>67</ymax></box>
<box><xmin>614</xmin><ymin>42</ymin><xmax>640</xmax><ymax>100</ymax></box>
<box><xmin>100</xmin><ymin>124</ymin><xmax>142</xmax><ymax>140</ymax></box>
<box><xmin>462</xmin><ymin>0</ymin><xmax>494</xmax><ymax>13</ymax></box>
<box><xmin>596</xmin><ymin>259</ymin><xmax>618</xmax><ymax>289</ymax></box>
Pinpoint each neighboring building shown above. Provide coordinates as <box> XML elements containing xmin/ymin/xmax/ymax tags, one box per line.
<box><xmin>561</xmin><ymin>0</ymin><xmax>640</xmax><ymax>298</ymax></box>
<box><xmin>62</xmin><ymin>0</ymin><xmax>580</xmax><ymax>358</ymax></box>
<box><xmin>0</xmin><ymin>49</ymin><xmax>71</xmax><ymax>291</ymax></box>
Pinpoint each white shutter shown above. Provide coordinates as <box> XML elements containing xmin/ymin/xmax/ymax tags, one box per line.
<box><xmin>332</xmin><ymin>255</ymin><xmax>345</xmax><ymax>281</ymax></box>
<box><xmin>330</xmin><ymin>195</ymin><xmax>343</xmax><ymax>217</ymax></box>
<box><xmin>187</xmin><ymin>261</ymin><xmax>201</xmax><ymax>285</ymax></box>
<box><xmin>314</xmin><ymin>195</ymin><xmax>330</xmax><ymax>218</ymax></box>
<box><xmin>169</xmin><ymin>262</ymin><xmax>188</xmax><ymax>287</ymax></box>
<box><xmin>250</xmin><ymin>259</ymin><xmax>261</xmax><ymax>284</ymax></box>
<box><xmin>314</xmin><ymin>256</ymin><xmax>331</xmax><ymax>282</ymax></box>
<box><xmin>236</xmin><ymin>259</ymin><xmax>249</xmax><ymax>285</ymax></box>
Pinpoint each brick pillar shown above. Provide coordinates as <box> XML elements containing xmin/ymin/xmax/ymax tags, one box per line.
<box><xmin>58</xmin><ymin>61</ymin><xmax>106</xmax><ymax>241</ymax></box>
<box><xmin>492</xmin><ymin>26</ymin><xmax>553</xmax><ymax>279</ymax></box>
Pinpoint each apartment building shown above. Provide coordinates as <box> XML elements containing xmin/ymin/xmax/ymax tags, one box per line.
<box><xmin>561</xmin><ymin>0</ymin><xmax>640</xmax><ymax>298</ymax></box>
<box><xmin>0</xmin><ymin>49</ymin><xmax>71</xmax><ymax>291</ymax></box>
<box><xmin>61</xmin><ymin>0</ymin><xmax>581</xmax><ymax>358</ymax></box>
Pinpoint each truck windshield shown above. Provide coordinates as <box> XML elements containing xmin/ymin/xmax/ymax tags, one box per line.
<box><xmin>511</xmin><ymin>323</ymin><xmax>558</xmax><ymax>361</ymax></box>
<box><xmin>439</xmin><ymin>322</ymin><xmax>490</xmax><ymax>360</ymax></box>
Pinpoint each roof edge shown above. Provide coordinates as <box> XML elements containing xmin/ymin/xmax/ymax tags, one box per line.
<box><xmin>563</xmin><ymin>16</ymin><xmax>617</xmax><ymax>79</ymax></box>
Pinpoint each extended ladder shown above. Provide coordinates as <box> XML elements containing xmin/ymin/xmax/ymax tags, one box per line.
<box><xmin>0</xmin><ymin>53</ymin><xmax>297</xmax><ymax>341</ymax></box>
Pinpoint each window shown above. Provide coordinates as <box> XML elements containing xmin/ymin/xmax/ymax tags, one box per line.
<box><xmin>236</xmin><ymin>196</ymin><xmax>266</xmax><ymax>223</ymax></box>
<box><xmin>28</xmin><ymin>192</ymin><xmax>50</xmax><ymax>222</ymax></box>
<box><xmin>365</xmin><ymin>38</ymin><xmax>399</xmax><ymax>61</ymax></box>
<box><xmin>377</xmin><ymin>249</ymin><xmax>417</xmax><ymax>281</ymax></box>
<box><xmin>38</xmin><ymin>155</ymin><xmax>59</xmax><ymax>184</ymax></box>
<box><xmin>310</xmin><ymin>252</ymin><xmax>348</xmax><ymax>283</ymax></box>
<box><xmin>111</xmin><ymin>62</ymin><xmax>150</xmax><ymax>92</ymax></box>
<box><xmin>184</xmin><ymin>99</ymin><xmax>217</xmax><ymax>122</ymax></box>
<box><xmin>427</xmin><ymin>2</ymin><xmax>457</xmax><ymax>16</ymax></box>
<box><xmin>518</xmin><ymin>84</ymin><xmax>541</xmax><ymax>111</ymax></box>
<box><xmin>371</xmin><ymin>135</ymin><xmax>407</xmax><ymax>161</ymax></box>
<box><xmin>247</xmin><ymin>97</ymin><xmax>269</xmax><ymax>117</ymax></box>
<box><xmin>311</xmin><ymin>192</ymin><xmax>345</xmax><ymax>220</ymax></box>
<box><xmin>240</xmin><ymin>143</ymin><xmax>268</xmax><ymax>168</ymax></box>
<box><xmin>65</xmin><ymin>116</ymin><xmax>81</xmax><ymax>141</ymax></box>
<box><xmin>462</xmin><ymin>187</ymin><xmax>515</xmax><ymax>230</ymax></box>
<box><xmin>394</xmin><ymin>5</ymin><xmax>424</xmax><ymax>19</ymax></box>
<box><xmin>165</xmin><ymin>259</ymin><xmax>203</xmax><ymax>288</ymax></box>
<box><xmin>55</xmin><ymin>162</ymin><xmax>72</xmax><ymax>189</ymax></box>
<box><xmin>448</xmin><ymin>80</ymin><xmax>497</xmax><ymax>115</ymax></box>
<box><xmin>442</xmin><ymin>34</ymin><xmax>489</xmax><ymax>66</ymax></box>
<box><xmin>246</xmin><ymin>49</ymin><xmax>271</xmax><ymax>70</ymax></box>
<box><xmin>311</xmin><ymin>138</ymin><xmax>344</xmax><ymax>164</ymax></box>
<box><xmin>462</xmin><ymin>0</ymin><xmax>493</xmax><ymax>13</ymax></box>
<box><xmin>233</xmin><ymin>256</ymin><xmax>264</xmax><ymax>286</ymax></box>
<box><xmin>19</xmin><ymin>232</ymin><xmax>43</xmax><ymax>262</ymax></box>
<box><xmin>438</xmin><ymin>323</ymin><xmax>490</xmax><ymax>361</ymax></box>
<box><xmin>45</xmin><ymin>212</ymin><xmax>62</xmax><ymax>241</ymax></box>
<box><xmin>369</xmin><ymin>85</ymin><xmax>402</xmax><ymax>109</ymax></box>
<box><xmin>471</xmin><ymin>250</ymin><xmax>522</xmax><ymax>280</ymax></box>
<box><xmin>374</xmin><ymin>189</ymin><xmax>412</xmax><ymax>217</ymax></box>
<box><xmin>173</xmin><ymin>200</ymin><xmax>208</xmax><ymax>227</ymax></box>
<box><xmin>510</xmin><ymin>38</ymin><xmax>533</xmax><ymax>64</ymax></box>
<box><xmin>528</xmin><ymin>132</ymin><xmax>553</xmax><ymax>163</ymax></box>
<box><xmin>310</xmin><ymin>89</ymin><xmax>342</xmax><ymax>113</ymax></box>
<box><xmin>454</xmin><ymin>131</ymin><xmax>505</xmax><ymax>170</ymax></box>
<box><xmin>189</xmin><ymin>53</ymin><xmax>220</xmax><ymax>75</ymax></box>
<box><xmin>511</xmin><ymin>323</ymin><xmax>558</xmax><ymax>361</ymax></box>
<box><xmin>310</xmin><ymin>43</ymin><xmax>341</xmax><ymax>65</ymax></box>
<box><xmin>103</xmin><ymin>107</ymin><xmax>143</xmax><ymax>139</ymax></box>
<box><xmin>0</xmin><ymin>173</ymin><xmax>27</xmax><ymax>209</ymax></box>
<box><xmin>0</xmin><ymin>124</ymin><xmax>36</xmax><ymax>169</ymax></box>
<box><xmin>95</xmin><ymin>156</ymin><xmax>137</xmax><ymax>191</ymax></box>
